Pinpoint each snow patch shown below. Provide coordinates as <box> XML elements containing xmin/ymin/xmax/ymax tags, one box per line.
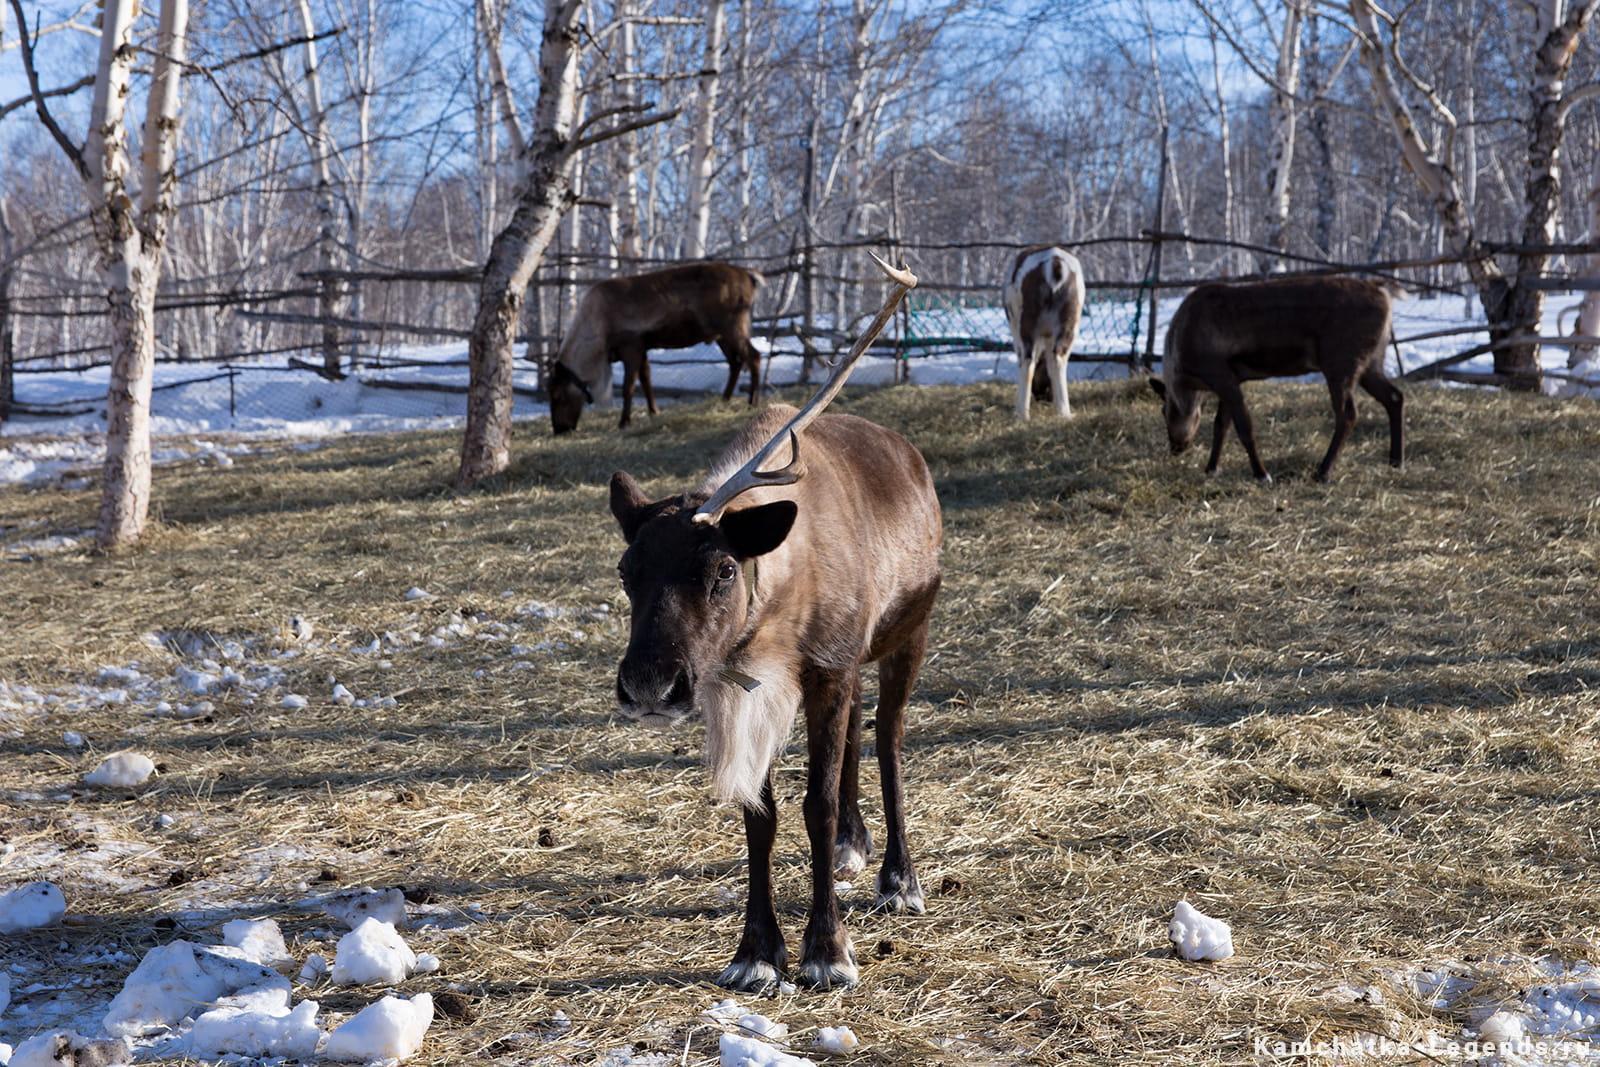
<box><xmin>0</xmin><ymin>881</ymin><xmax>66</xmax><ymax>933</ymax></box>
<box><xmin>321</xmin><ymin>993</ymin><xmax>433</xmax><ymax>1063</ymax></box>
<box><xmin>1169</xmin><ymin>900</ymin><xmax>1234</xmax><ymax>962</ymax></box>
<box><xmin>185</xmin><ymin>996</ymin><xmax>321</xmax><ymax>1060</ymax></box>
<box><xmin>83</xmin><ymin>752</ymin><xmax>155</xmax><ymax>789</ymax></box>
<box><xmin>317</xmin><ymin>887</ymin><xmax>408</xmax><ymax>930</ymax></box>
<box><xmin>7</xmin><ymin>1031</ymin><xmax>130</xmax><ymax>1067</ymax></box>
<box><xmin>719</xmin><ymin>1032</ymin><xmax>815</xmax><ymax>1067</ymax></box>
<box><xmin>330</xmin><ymin>917</ymin><xmax>418</xmax><ymax>986</ymax></box>
<box><xmin>813</xmin><ymin>1026</ymin><xmax>860</xmax><ymax>1054</ymax></box>
<box><xmin>102</xmin><ymin>941</ymin><xmax>287</xmax><ymax>1037</ymax></box>
<box><xmin>220</xmin><ymin>918</ymin><xmax>294</xmax><ymax>970</ymax></box>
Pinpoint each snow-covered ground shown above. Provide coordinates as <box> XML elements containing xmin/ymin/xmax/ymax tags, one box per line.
<box><xmin>5</xmin><ymin>291</ymin><xmax>1597</xmax><ymax>492</ymax></box>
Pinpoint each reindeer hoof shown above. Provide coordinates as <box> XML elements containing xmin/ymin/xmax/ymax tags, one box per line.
<box><xmin>796</xmin><ymin>955</ymin><xmax>859</xmax><ymax>991</ymax></box>
<box><xmin>874</xmin><ymin>870</ymin><xmax>925</xmax><ymax>915</ymax></box>
<box><xmin>1256</xmin><ymin>472</ymin><xmax>1274</xmax><ymax>486</ymax></box>
<box><xmin>717</xmin><ymin>958</ymin><xmax>783</xmax><ymax>992</ymax></box>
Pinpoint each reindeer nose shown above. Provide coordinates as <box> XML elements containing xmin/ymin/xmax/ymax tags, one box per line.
<box><xmin>617</xmin><ymin>663</ymin><xmax>693</xmax><ymax>709</ymax></box>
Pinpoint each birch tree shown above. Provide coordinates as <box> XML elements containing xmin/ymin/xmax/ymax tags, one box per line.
<box><xmin>457</xmin><ymin>0</ymin><xmax>673</xmax><ymax>486</ymax></box>
<box><xmin>684</xmin><ymin>0</ymin><xmax>725</xmax><ymax>258</ymax></box>
<box><xmin>293</xmin><ymin>0</ymin><xmax>344</xmax><ymax>374</ymax></box>
<box><xmin>11</xmin><ymin>0</ymin><xmax>191</xmax><ymax>548</ymax></box>
<box><xmin>1350</xmin><ymin>0</ymin><xmax>1600</xmax><ymax>387</ymax></box>
<box><xmin>1262</xmin><ymin>0</ymin><xmax>1304</xmax><ymax>264</ymax></box>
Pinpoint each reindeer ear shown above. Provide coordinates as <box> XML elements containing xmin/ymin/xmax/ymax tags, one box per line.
<box><xmin>720</xmin><ymin>501</ymin><xmax>797</xmax><ymax>560</ymax></box>
<box><xmin>1148</xmin><ymin>377</ymin><xmax>1167</xmax><ymax>400</ymax></box>
<box><xmin>610</xmin><ymin>472</ymin><xmax>652</xmax><ymax>543</ymax></box>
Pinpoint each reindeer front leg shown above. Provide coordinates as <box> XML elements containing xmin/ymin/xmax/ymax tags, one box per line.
<box><xmin>798</xmin><ymin>667</ymin><xmax>859</xmax><ymax>989</ymax></box>
<box><xmin>718</xmin><ymin>774</ymin><xmax>788</xmax><ymax>991</ymax></box>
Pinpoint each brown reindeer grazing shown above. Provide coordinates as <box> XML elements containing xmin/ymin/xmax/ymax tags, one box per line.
<box><xmin>549</xmin><ymin>262</ymin><xmax>764</xmax><ymax>435</ymax></box>
<box><xmin>607</xmin><ymin>256</ymin><xmax>939</xmax><ymax>991</ymax></box>
<box><xmin>1004</xmin><ymin>245</ymin><xmax>1085</xmax><ymax>419</ymax></box>
<box><xmin>1149</xmin><ymin>277</ymin><xmax>1405</xmax><ymax>483</ymax></box>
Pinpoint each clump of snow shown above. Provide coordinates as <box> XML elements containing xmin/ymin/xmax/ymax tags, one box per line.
<box><xmin>186</xmin><ymin>996</ymin><xmax>321</xmax><ymax>1060</ymax></box>
<box><xmin>281</xmin><ymin>693</ymin><xmax>308</xmax><ymax>709</ymax></box>
<box><xmin>1168</xmin><ymin>900</ymin><xmax>1234</xmax><ymax>962</ymax></box>
<box><xmin>0</xmin><ymin>881</ymin><xmax>67</xmax><ymax>933</ymax></box>
<box><xmin>321</xmin><ymin>993</ymin><xmax>433</xmax><ymax>1063</ymax></box>
<box><xmin>1470</xmin><ymin>962</ymin><xmax>1600</xmax><ymax>1050</ymax></box>
<box><xmin>737</xmin><ymin>1013</ymin><xmax>788</xmax><ymax>1041</ymax></box>
<box><xmin>221</xmin><ymin>918</ymin><xmax>293</xmax><ymax>970</ymax></box>
<box><xmin>0</xmin><ymin>1041</ymin><xmax>10</xmax><ymax>1063</ymax></box>
<box><xmin>330</xmin><ymin>917</ymin><xmax>418</xmax><ymax>986</ymax></box>
<box><xmin>174</xmin><ymin>665</ymin><xmax>220</xmax><ymax>695</ymax></box>
<box><xmin>331</xmin><ymin>683</ymin><xmax>355</xmax><ymax>705</ymax></box>
<box><xmin>318</xmin><ymin>887</ymin><xmax>408</xmax><ymax>929</ymax></box>
<box><xmin>62</xmin><ymin>730</ymin><xmax>85</xmax><ymax>748</ymax></box>
<box><xmin>299</xmin><ymin>953</ymin><xmax>329</xmax><ymax>983</ymax></box>
<box><xmin>102</xmin><ymin>941</ymin><xmax>287</xmax><ymax>1037</ymax></box>
<box><xmin>813</xmin><ymin>1026</ymin><xmax>859</xmax><ymax>1054</ymax></box>
<box><xmin>0</xmin><ymin>970</ymin><xmax>9</xmax><ymax>1016</ymax></box>
<box><xmin>7</xmin><ymin>1031</ymin><xmax>131</xmax><ymax>1067</ymax></box>
<box><xmin>289</xmin><ymin>615</ymin><xmax>314</xmax><ymax>642</ymax></box>
<box><xmin>719</xmin><ymin>1033</ymin><xmax>815</xmax><ymax>1067</ymax></box>
<box><xmin>402</xmin><ymin>587</ymin><xmax>431</xmax><ymax>601</ymax></box>
<box><xmin>1475</xmin><ymin>1009</ymin><xmax>1525</xmax><ymax>1046</ymax></box>
<box><xmin>703</xmin><ymin>998</ymin><xmax>746</xmax><ymax>1025</ymax></box>
<box><xmin>84</xmin><ymin>751</ymin><xmax>155</xmax><ymax>788</ymax></box>
<box><xmin>414</xmin><ymin>953</ymin><xmax>440</xmax><ymax>974</ymax></box>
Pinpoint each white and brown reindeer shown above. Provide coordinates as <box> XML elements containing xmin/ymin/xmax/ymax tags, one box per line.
<box><xmin>549</xmin><ymin>262</ymin><xmax>765</xmax><ymax>434</ymax></box>
<box><xmin>1003</xmin><ymin>245</ymin><xmax>1086</xmax><ymax>419</ymax></box>
<box><xmin>607</xmin><ymin>255</ymin><xmax>940</xmax><ymax>991</ymax></box>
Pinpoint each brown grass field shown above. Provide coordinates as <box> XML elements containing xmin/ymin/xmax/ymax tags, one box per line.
<box><xmin>1</xmin><ymin>379</ymin><xmax>1597</xmax><ymax>1065</ymax></box>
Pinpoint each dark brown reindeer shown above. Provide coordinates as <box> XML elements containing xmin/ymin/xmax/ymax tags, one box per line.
<box><xmin>1149</xmin><ymin>276</ymin><xmax>1405</xmax><ymax>483</ymax></box>
<box><xmin>549</xmin><ymin>262</ymin><xmax>764</xmax><ymax>434</ymax></box>
<box><xmin>607</xmin><ymin>255</ymin><xmax>939</xmax><ymax>991</ymax></box>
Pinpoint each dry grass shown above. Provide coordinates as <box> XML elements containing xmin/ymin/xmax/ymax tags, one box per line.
<box><xmin>1</xmin><ymin>379</ymin><xmax>1598</xmax><ymax>1065</ymax></box>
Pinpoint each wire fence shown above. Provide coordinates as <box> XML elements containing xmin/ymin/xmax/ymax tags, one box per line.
<box><xmin>6</xmin><ymin>228</ymin><xmax>1600</xmax><ymax>432</ymax></box>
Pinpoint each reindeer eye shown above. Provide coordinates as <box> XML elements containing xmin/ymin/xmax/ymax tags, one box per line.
<box><xmin>716</xmin><ymin>561</ymin><xmax>738</xmax><ymax>585</ymax></box>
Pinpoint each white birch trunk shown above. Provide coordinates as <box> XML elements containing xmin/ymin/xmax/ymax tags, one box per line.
<box><xmin>295</xmin><ymin>0</ymin><xmax>342</xmax><ymax>373</ymax></box>
<box><xmin>91</xmin><ymin>0</ymin><xmax>188</xmax><ymax>549</ymax></box>
<box><xmin>1209</xmin><ymin>29</ymin><xmax>1237</xmax><ymax>272</ymax></box>
<box><xmin>458</xmin><ymin>0</ymin><xmax>583</xmax><ymax>487</ymax></box>
<box><xmin>1262</xmin><ymin>0</ymin><xmax>1304</xmax><ymax>265</ymax></box>
<box><xmin>684</xmin><ymin>0</ymin><xmax>726</xmax><ymax>259</ymax></box>
<box><xmin>613</xmin><ymin>0</ymin><xmax>641</xmax><ymax>260</ymax></box>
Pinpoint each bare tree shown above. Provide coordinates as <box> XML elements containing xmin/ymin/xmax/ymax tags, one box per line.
<box><xmin>457</xmin><ymin>0</ymin><xmax>674</xmax><ymax>486</ymax></box>
<box><xmin>11</xmin><ymin>0</ymin><xmax>191</xmax><ymax>548</ymax></box>
<box><xmin>1351</xmin><ymin>0</ymin><xmax>1600</xmax><ymax>387</ymax></box>
<box><xmin>684</xmin><ymin>0</ymin><xmax>725</xmax><ymax>258</ymax></box>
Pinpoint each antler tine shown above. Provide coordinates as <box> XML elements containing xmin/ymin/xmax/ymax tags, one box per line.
<box><xmin>694</xmin><ymin>254</ymin><xmax>918</xmax><ymax>526</ymax></box>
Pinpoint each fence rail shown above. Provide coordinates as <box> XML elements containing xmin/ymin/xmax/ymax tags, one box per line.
<box><xmin>6</xmin><ymin>227</ymin><xmax>1600</xmax><ymax>425</ymax></box>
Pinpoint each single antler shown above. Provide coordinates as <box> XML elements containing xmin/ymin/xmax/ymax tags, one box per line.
<box><xmin>693</xmin><ymin>252</ymin><xmax>919</xmax><ymax>526</ymax></box>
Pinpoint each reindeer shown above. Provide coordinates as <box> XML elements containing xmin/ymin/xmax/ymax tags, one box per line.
<box><xmin>607</xmin><ymin>256</ymin><xmax>939</xmax><ymax>991</ymax></box>
<box><xmin>1149</xmin><ymin>276</ymin><xmax>1405</xmax><ymax>484</ymax></box>
<box><xmin>1003</xmin><ymin>245</ymin><xmax>1086</xmax><ymax>419</ymax></box>
<box><xmin>549</xmin><ymin>263</ymin><xmax>764</xmax><ymax>434</ymax></box>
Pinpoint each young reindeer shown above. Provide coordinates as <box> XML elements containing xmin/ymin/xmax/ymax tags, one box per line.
<box><xmin>608</xmin><ymin>255</ymin><xmax>940</xmax><ymax>991</ymax></box>
<box><xmin>549</xmin><ymin>262</ymin><xmax>764</xmax><ymax>434</ymax></box>
<box><xmin>1150</xmin><ymin>276</ymin><xmax>1405</xmax><ymax>484</ymax></box>
<box><xmin>1003</xmin><ymin>245</ymin><xmax>1085</xmax><ymax>419</ymax></box>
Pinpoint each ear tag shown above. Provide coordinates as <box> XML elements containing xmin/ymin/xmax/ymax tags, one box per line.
<box><xmin>718</xmin><ymin>667</ymin><xmax>762</xmax><ymax>693</ymax></box>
